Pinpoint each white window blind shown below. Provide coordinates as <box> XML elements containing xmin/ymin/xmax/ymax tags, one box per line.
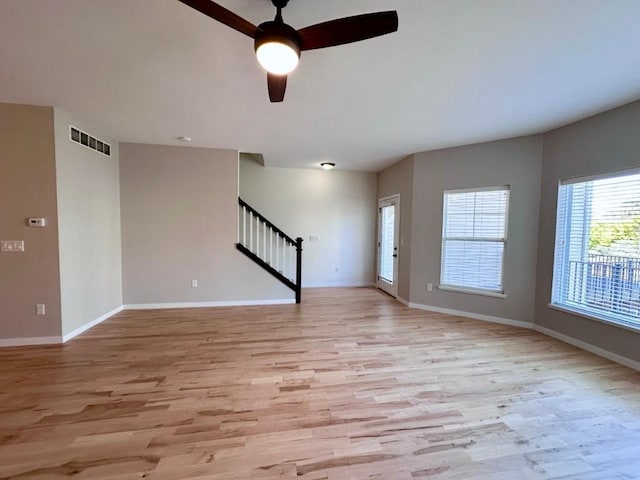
<box><xmin>441</xmin><ymin>187</ymin><xmax>509</xmax><ymax>293</ymax></box>
<box><xmin>552</xmin><ymin>169</ymin><xmax>640</xmax><ymax>330</ymax></box>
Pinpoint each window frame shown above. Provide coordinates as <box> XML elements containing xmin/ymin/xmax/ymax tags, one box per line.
<box><xmin>439</xmin><ymin>185</ymin><xmax>510</xmax><ymax>297</ymax></box>
<box><xmin>550</xmin><ymin>167</ymin><xmax>640</xmax><ymax>332</ymax></box>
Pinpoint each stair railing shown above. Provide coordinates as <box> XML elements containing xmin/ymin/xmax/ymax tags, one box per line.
<box><xmin>236</xmin><ymin>197</ymin><xmax>303</xmax><ymax>303</ymax></box>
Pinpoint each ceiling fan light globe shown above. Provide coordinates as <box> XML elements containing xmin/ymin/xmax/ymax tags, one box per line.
<box><xmin>256</xmin><ymin>41</ymin><xmax>299</xmax><ymax>75</ymax></box>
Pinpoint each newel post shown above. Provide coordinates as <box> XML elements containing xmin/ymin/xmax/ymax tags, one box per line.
<box><xmin>295</xmin><ymin>237</ymin><xmax>303</xmax><ymax>304</ymax></box>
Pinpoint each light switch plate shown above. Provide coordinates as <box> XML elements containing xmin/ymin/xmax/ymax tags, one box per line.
<box><xmin>1</xmin><ymin>240</ymin><xmax>25</xmax><ymax>252</ymax></box>
<box><xmin>28</xmin><ymin>218</ymin><xmax>46</xmax><ymax>227</ymax></box>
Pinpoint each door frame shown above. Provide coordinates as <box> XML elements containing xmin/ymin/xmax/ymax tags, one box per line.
<box><xmin>377</xmin><ymin>194</ymin><xmax>400</xmax><ymax>298</ymax></box>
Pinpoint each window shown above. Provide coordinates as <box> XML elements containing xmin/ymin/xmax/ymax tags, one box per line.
<box><xmin>440</xmin><ymin>186</ymin><xmax>510</xmax><ymax>295</ymax></box>
<box><xmin>552</xmin><ymin>169</ymin><xmax>640</xmax><ymax>330</ymax></box>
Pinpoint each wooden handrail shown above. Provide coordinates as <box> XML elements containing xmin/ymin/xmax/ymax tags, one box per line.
<box><xmin>238</xmin><ymin>198</ymin><xmax>296</xmax><ymax>246</ymax></box>
<box><xmin>237</xmin><ymin>197</ymin><xmax>303</xmax><ymax>304</ymax></box>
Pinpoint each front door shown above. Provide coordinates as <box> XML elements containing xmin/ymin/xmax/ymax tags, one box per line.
<box><xmin>377</xmin><ymin>195</ymin><xmax>400</xmax><ymax>297</ymax></box>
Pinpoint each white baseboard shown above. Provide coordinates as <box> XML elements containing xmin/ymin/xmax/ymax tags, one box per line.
<box><xmin>123</xmin><ymin>298</ymin><xmax>295</xmax><ymax>310</ymax></box>
<box><xmin>0</xmin><ymin>306</ymin><xmax>124</xmax><ymax>346</ymax></box>
<box><xmin>62</xmin><ymin>306</ymin><xmax>124</xmax><ymax>343</ymax></box>
<box><xmin>0</xmin><ymin>300</ymin><xmax>294</xmax><ymax>347</ymax></box>
<box><xmin>407</xmin><ymin>301</ymin><xmax>532</xmax><ymax>329</ymax></box>
<box><xmin>302</xmin><ymin>282</ymin><xmax>375</xmax><ymax>288</ymax></box>
<box><xmin>0</xmin><ymin>336</ymin><xmax>62</xmax><ymax>347</ymax></box>
<box><xmin>403</xmin><ymin>299</ymin><xmax>639</xmax><ymax>371</ymax></box>
<box><xmin>396</xmin><ymin>297</ymin><xmax>410</xmax><ymax>306</ymax></box>
<box><xmin>533</xmin><ymin>325</ymin><xmax>640</xmax><ymax>372</ymax></box>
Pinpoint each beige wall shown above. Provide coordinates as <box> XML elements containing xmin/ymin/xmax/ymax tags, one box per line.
<box><xmin>240</xmin><ymin>157</ymin><xmax>377</xmax><ymax>287</ymax></box>
<box><xmin>535</xmin><ymin>100</ymin><xmax>640</xmax><ymax>362</ymax></box>
<box><xmin>120</xmin><ymin>144</ymin><xmax>292</xmax><ymax>305</ymax></box>
<box><xmin>54</xmin><ymin>108</ymin><xmax>122</xmax><ymax>337</ymax></box>
<box><xmin>378</xmin><ymin>135</ymin><xmax>543</xmax><ymax>324</ymax></box>
<box><xmin>376</xmin><ymin>156</ymin><xmax>414</xmax><ymax>301</ymax></box>
<box><xmin>0</xmin><ymin>103</ymin><xmax>61</xmax><ymax>342</ymax></box>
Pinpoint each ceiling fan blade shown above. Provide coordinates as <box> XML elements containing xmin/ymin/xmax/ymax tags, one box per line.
<box><xmin>267</xmin><ymin>73</ymin><xmax>287</xmax><ymax>103</ymax></box>
<box><xmin>298</xmin><ymin>11</ymin><xmax>398</xmax><ymax>51</ymax></box>
<box><xmin>178</xmin><ymin>0</ymin><xmax>259</xmax><ymax>38</ymax></box>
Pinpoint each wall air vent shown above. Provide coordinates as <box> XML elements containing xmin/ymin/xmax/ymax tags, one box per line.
<box><xmin>69</xmin><ymin>126</ymin><xmax>111</xmax><ymax>157</ymax></box>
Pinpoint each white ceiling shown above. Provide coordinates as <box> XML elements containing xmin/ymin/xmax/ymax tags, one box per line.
<box><xmin>1</xmin><ymin>0</ymin><xmax>640</xmax><ymax>172</ymax></box>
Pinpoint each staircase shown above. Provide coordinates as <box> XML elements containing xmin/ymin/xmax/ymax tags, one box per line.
<box><xmin>236</xmin><ymin>197</ymin><xmax>303</xmax><ymax>303</ymax></box>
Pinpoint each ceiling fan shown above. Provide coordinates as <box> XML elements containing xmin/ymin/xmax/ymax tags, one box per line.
<box><xmin>178</xmin><ymin>0</ymin><xmax>399</xmax><ymax>102</ymax></box>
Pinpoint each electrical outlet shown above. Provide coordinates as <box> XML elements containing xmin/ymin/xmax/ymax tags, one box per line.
<box><xmin>427</xmin><ymin>283</ymin><xmax>433</xmax><ymax>292</ymax></box>
<box><xmin>191</xmin><ymin>279</ymin><xmax>198</xmax><ymax>288</ymax></box>
<box><xmin>36</xmin><ymin>304</ymin><xmax>46</xmax><ymax>316</ymax></box>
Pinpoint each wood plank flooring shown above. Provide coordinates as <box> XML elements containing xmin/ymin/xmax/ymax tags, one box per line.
<box><xmin>1</xmin><ymin>288</ymin><xmax>639</xmax><ymax>479</ymax></box>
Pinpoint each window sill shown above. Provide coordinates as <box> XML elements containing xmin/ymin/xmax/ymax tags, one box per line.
<box><xmin>438</xmin><ymin>285</ymin><xmax>506</xmax><ymax>299</ymax></box>
<box><xmin>547</xmin><ymin>303</ymin><xmax>640</xmax><ymax>334</ymax></box>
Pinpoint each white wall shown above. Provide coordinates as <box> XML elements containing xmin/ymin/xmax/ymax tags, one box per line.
<box><xmin>240</xmin><ymin>158</ymin><xmax>377</xmax><ymax>288</ymax></box>
<box><xmin>120</xmin><ymin>144</ymin><xmax>293</xmax><ymax>305</ymax></box>
<box><xmin>54</xmin><ymin>108</ymin><xmax>123</xmax><ymax>338</ymax></box>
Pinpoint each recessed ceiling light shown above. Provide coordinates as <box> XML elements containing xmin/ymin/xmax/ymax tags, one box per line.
<box><xmin>178</xmin><ymin>136</ymin><xmax>192</xmax><ymax>142</ymax></box>
<box><xmin>320</xmin><ymin>162</ymin><xmax>336</xmax><ymax>170</ymax></box>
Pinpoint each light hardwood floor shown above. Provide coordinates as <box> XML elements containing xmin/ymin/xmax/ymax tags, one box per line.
<box><xmin>1</xmin><ymin>288</ymin><xmax>639</xmax><ymax>479</ymax></box>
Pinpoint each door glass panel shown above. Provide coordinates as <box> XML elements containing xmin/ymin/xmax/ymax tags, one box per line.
<box><xmin>379</xmin><ymin>205</ymin><xmax>395</xmax><ymax>283</ymax></box>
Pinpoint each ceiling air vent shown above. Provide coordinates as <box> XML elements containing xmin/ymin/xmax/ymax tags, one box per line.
<box><xmin>69</xmin><ymin>126</ymin><xmax>111</xmax><ymax>157</ymax></box>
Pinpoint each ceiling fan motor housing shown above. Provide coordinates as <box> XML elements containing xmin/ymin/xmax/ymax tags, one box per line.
<box><xmin>271</xmin><ymin>0</ymin><xmax>290</xmax><ymax>9</ymax></box>
<box><xmin>254</xmin><ymin>21</ymin><xmax>302</xmax><ymax>59</ymax></box>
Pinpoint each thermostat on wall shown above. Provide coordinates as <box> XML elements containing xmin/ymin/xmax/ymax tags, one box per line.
<box><xmin>28</xmin><ymin>218</ymin><xmax>46</xmax><ymax>227</ymax></box>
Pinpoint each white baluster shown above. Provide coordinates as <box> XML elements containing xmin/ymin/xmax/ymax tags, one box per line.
<box><xmin>242</xmin><ymin>206</ymin><xmax>246</xmax><ymax>246</ymax></box>
<box><xmin>283</xmin><ymin>241</ymin><xmax>287</xmax><ymax>278</ymax></box>
<box><xmin>257</xmin><ymin>217</ymin><xmax>261</xmax><ymax>258</ymax></box>
<box><xmin>290</xmin><ymin>242</ymin><xmax>294</xmax><ymax>280</ymax></box>
<box><xmin>249</xmin><ymin>212</ymin><xmax>253</xmax><ymax>252</ymax></box>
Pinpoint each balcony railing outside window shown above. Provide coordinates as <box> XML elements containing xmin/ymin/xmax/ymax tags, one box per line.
<box><xmin>567</xmin><ymin>255</ymin><xmax>640</xmax><ymax>322</ymax></box>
